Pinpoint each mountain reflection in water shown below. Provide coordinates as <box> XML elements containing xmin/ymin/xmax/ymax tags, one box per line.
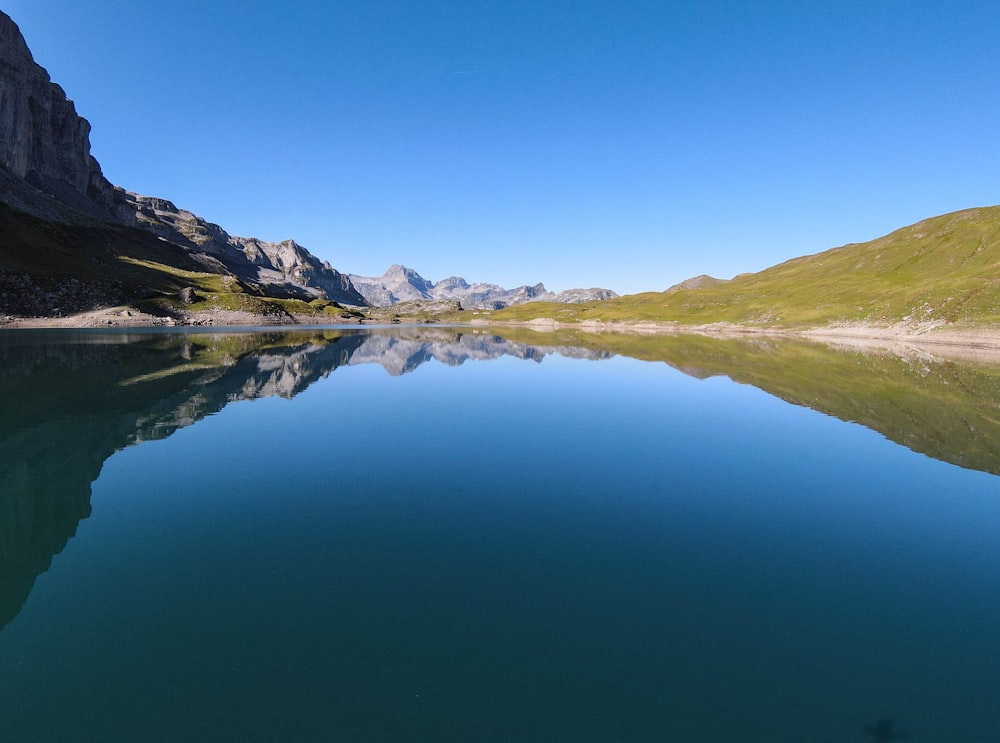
<box><xmin>0</xmin><ymin>327</ymin><xmax>608</xmax><ymax>630</ymax></box>
<box><xmin>1</xmin><ymin>325</ymin><xmax>999</xmax><ymax>632</ymax></box>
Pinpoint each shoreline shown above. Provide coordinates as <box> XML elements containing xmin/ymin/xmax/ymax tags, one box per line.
<box><xmin>0</xmin><ymin>306</ymin><xmax>368</xmax><ymax>330</ymax></box>
<box><xmin>5</xmin><ymin>306</ymin><xmax>1000</xmax><ymax>359</ymax></box>
<box><xmin>472</xmin><ymin>317</ymin><xmax>1000</xmax><ymax>363</ymax></box>
<box><xmin>478</xmin><ymin>316</ymin><xmax>1000</xmax><ymax>347</ymax></box>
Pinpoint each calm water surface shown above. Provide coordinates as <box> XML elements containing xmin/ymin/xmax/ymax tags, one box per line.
<box><xmin>0</xmin><ymin>327</ymin><xmax>998</xmax><ymax>741</ymax></box>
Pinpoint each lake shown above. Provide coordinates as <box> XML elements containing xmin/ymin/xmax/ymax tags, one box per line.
<box><xmin>1</xmin><ymin>326</ymin><xmax>998</xmax><ymax>742</ymax></box>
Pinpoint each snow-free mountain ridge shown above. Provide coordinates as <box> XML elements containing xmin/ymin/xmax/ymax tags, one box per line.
<box><xmin>350</xmin><ymin>264</ymin><xmax>618</xmax><ymax>310</ymax></box>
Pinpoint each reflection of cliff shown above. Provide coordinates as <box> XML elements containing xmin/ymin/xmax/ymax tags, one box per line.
<box><xmin>0</xmin><ymin>328</ymin><xmax>602</xmax><ymax>631</ymax></box>
<box><xmin>501</xmin><ymin>328</ymin><xmax>1000</xmax><ymax>477</ymax></box>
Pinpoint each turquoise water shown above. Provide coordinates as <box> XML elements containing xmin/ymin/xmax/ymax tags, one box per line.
<box><xmin>0</xmin><ymin>328</ymin><xmax>998</xmax><ymax>741</ymax></box>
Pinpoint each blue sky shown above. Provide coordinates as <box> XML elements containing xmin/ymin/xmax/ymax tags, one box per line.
<box><xmin>4</xmin><ymin>1</ymin><xmax>998</xmax><ymax>294</ymax></box>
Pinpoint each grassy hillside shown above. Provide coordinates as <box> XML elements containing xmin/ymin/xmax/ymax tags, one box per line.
<box><xmin>486</xmin><ymin>206</ymin><xmax>1000</xmax><ymax>328</ymax></box>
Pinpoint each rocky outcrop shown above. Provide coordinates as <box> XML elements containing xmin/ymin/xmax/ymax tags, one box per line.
<box><xmin>350</xmin><ymin>265</ymin><xmax>618</xmax><ymax>309</ymax></box>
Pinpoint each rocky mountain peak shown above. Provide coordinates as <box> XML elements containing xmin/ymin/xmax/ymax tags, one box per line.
<box><xmin>383</xmin><ymin>263</ymin><xmax>433</xmax><ymax>290</ymax></box>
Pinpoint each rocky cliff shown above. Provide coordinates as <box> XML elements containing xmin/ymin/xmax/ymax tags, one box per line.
<box><xmin>0</xmin><ymin>10</ymin><xmax>364</xmax><ymax>311</ymax></box>
<box><xmin>0</xmin><ymin>11</ymin><xmax>118</xmax><ymax>222</ymax></box>
<box><xmin>350</xmin><ymin>264</ymin><xmax>618</xmax><ymax>309</ymax></box>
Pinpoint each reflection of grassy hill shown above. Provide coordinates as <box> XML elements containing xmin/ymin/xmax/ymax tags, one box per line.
<box><xmin>487</xmin><ymin>206</ymin><xmax>1000</xmax><ymax>328</ymax></box>
<box><xmin>491</xmin><ymin>327</ymin><xmax>1000</xmax><ymax>476</ymax></box>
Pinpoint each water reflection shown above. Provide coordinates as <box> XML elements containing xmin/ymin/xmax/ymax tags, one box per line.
<box><xmin>0</xmin><ymin>327</ymin><xmax>608</xmax><ymax>630</ymax></box>
<box><xmin>1</xmin><ymin>326</ymin><xmax>999</xmax><ymax>633</ymax></box>
<box><xmin>494</xmin><ymin>328</ymin><xmax>1000</xmax><ymax>476</ymax></box>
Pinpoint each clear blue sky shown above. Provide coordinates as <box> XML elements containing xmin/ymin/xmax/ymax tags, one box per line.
<box><xmin>4</xmin><ymin>1</ymin><xmax>998</xmax><ymax>294</ymax></box>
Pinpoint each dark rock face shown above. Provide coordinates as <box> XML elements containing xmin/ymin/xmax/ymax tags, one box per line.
<box><xmin>0</xmin><ymin>11</ymin><xmax>118</xmax><ymax>221</ymax></box>
<box><xmin>0</xmin><ymin>10</ymin><xmax>365</xmax><ymax>309</ymax></box>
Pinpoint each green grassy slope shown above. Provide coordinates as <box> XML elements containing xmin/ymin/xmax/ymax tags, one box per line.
<box><xmin>487</xmin><ymin>206</ymin><xmax>1000</xmax><ymax>327</ymax></box>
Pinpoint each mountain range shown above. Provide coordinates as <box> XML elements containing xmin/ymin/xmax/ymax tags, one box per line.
<box><xmin>0</xmin><ymin>10</ymin><xmax>615</xmax><ymax>320</ymax></box>
<box><xmin>349</xmin><ymin>264</ymin><xmax>618</xmax><ymax>310</ymax></box>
